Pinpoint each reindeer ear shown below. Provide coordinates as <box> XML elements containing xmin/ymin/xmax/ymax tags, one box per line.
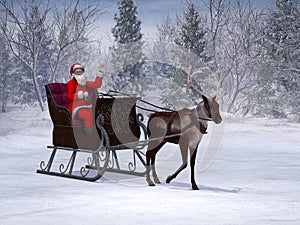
<box><xmin>202</xmin><ymin>95</ymin><xmax>209</xmax><ymax>104</ymax></box>
<box><xmin>212</xmin><ymin>95</ymin><xmax>217</xmax><ymax>101</ymax></box>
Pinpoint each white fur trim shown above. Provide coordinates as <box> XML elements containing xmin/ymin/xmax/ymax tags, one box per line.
<box><xmin>77</xmin><ymin>91</ymin><xmax>84</xmax><ymax>99</ymax></box>
<box><xmin>73</xmin><ymin>64</ymin><xmax>84</xmax><ymax>73</ymax></box>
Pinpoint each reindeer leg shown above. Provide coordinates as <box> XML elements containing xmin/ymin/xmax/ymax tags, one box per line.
<box><xmin>146</xmin><ymin>141</ymin><xmax>165</xmax><ymax>186</ymax></box>
<box><xmin>151</xmin><ymin>152</ymin><xmax>161</xmax><ymax>184</ymax></box>
<box><xmin>166</xmin><ymin>141</ymin><xmax>188</xmax><ymax>184</ymax></box>
<box><xmin>146</xmin><ymin>150</ymin><xmax>155</xmax><ymax>186</ymax></box>
<box><xmin>190</xmin><ymin>144</ymin><xmax>199</xmax><ymax>190</ymax></box>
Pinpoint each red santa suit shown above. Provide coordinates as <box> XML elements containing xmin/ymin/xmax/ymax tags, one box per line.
<box><xmin>67</xmin><ymin>64</ymin><xmax>103</xmax><ymax>129</ymax></box>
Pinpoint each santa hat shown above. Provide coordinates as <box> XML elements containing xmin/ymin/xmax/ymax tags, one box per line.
<box><xmin>70</xmin><ymin>63</ymin><xmax>85</xmax><ymax>75</ymax></box>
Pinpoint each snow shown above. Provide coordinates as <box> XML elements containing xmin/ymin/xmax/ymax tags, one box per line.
<box><xmin>0</xmin><ymin>106</ymin><xmax>300</xmax><ymax>225</ymax></box>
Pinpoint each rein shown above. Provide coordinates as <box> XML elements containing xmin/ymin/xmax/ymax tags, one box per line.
<box><xmin>105</xmin><ymin>90</ymin><xmax>176</xmax><ymax>113</ymax></box>
<box><xmin>102</xmin><ymin>90</ymin><xmax>213</xmax><ymax>134</ymax></box>
<box><xmin>195</xmin><ymin>116</ymin><xmax>213</xmax><ymax>121</ymax></box>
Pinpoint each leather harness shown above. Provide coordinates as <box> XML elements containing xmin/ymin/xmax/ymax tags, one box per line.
<box><xmin>166</xmin><ymin>107</ymin><xmax>212</xmax><ymax>136</ymax></box>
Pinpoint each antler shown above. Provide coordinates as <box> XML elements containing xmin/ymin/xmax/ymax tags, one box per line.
<box><xmin>216</xmin><ymin>67</ymin><xmax>229</xmax><ymax>100</ymax></box>
<box><xmin>187</xmin><ymin>69</ymin><xmax>210</xmax><ymax>99</ymax></box>
<box><xmin>187</xmin><ymin>67</ymin><xmax>229</xmax><ymax>100</ymax></box>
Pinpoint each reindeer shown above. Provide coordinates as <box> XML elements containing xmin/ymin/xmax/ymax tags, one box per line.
<box><xmin>145</xmin><ymin>69</ymin><xmax>226</xmax><ymax>190</ymax></box>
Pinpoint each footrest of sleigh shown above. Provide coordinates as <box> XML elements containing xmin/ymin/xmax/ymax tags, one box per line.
<box><xmin>36</xmin><ymin>146</ymin><xmax>110</xmax><ymax>182</ymax></box>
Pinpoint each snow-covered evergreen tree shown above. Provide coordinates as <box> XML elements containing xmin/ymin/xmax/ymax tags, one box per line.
<box><xmin>175</xmin><ymin>2</ymin><xmax>208</xmax><ymax>63</ymax></box>
<box><xmin>263</xmin><ymin>0</ymin><xmax>300</xmax><ymax>73</ymax></box>
<box><xmin>0</xmin><ymin>35</ymin><xmax>11</xmax><ymax>112</ymax></box>
<box><xmin>257</xmin><ymin>0</ymin><xmax>300</xmax><ymax>119</ymax></box>
<box><xmin>158</xmin><ymin>2</ymin><xmax>209</xmax><ymax>108</ymax></box>
<box><xmin>111</xmin><ymin>0</ymin><xmax>147</xmax><ymax>95</ymax></box>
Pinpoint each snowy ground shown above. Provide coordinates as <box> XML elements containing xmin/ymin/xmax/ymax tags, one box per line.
<box><xmin>0</xmin><ymin>105</ymin><xmax>300</xmax><ymax>225</ymax></box>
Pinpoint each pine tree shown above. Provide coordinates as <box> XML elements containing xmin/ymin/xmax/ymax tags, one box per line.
<box><xmin>0</xmin><ymin>35</ymin><xmax>11</xmax><ymax>112</ymax></box>
<box><xmin>263</xmin><ymin>0</ymin><xmax>300</xmax><ymax>73</ymax></box>
<box><xmin>259</xmin><ymin>0</ymin><xmax>300</xmax><ymax>119</ymax></box>
<box><xmin>175</xmin><ymin>2</ymin><xmax>208</xmax><ymax>63</ymax></box>
<box><xmin>159</xmin><ymin>2</ymin><xmax>209</xmax><ymax>108</ymax></box>
<box><xmin>111</xmin><ymin>0</ymin><xmax>147</xmax><ymax>95</ymax></box>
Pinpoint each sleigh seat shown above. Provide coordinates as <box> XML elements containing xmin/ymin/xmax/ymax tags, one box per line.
<box><xmin>45</xmin><ymin>83</ymin><xmax>100</xmax><ymax>150</ymax></box>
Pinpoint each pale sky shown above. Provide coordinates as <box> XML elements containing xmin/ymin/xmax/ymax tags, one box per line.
<box><xmin>94</xmin><ymin>0</ymin><xmax>275</xmax><ymax>47</ymax></box>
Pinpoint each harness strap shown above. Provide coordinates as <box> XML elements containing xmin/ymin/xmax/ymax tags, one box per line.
<box><xmin>166</xmin><ymin>112</ymin><xmax>178</xmax><ymax>134</ymax></box>
<box><xmin>189</xmin><ymin>113</ymin><xmax>208</xmax><ymax>134</ymax></box>
<box><xmin>166</xmin><ymin>110</ymin><xmax>208</xmax><ymax>136</ymax></box>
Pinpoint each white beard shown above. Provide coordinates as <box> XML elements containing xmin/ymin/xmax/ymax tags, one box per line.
<box><xmin>74</xmin><ymin>74</ymin><xmax>87</xmax><ymax>86</ymax></box>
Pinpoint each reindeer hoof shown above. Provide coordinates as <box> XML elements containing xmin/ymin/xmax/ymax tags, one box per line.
<box><xmin>192</xmin><ymin>183</ymin><xmax>199</xmax><ymax>190</ymax></box>
<box><xmin>154</xmin><ymin>177</ymin><xmax>161</xmax><ymax>184</ymax></box>
<box><xmin>166</xmin><ymin>175</ymin><xmax>173</xmax><ymax>184</ymax></box>
<box><xmin>147</xmin><ymin>179</ymin><xmax>155</xmax><ymax>186</ymax></box>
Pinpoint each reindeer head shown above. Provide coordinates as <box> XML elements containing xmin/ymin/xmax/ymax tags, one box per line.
<box><xmin>188</xmin><ymin>68</ymin><xmax>227</xmax><ymax>124</ymax></box>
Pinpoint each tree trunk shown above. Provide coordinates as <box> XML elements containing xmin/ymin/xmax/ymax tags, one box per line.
<box><xmin>33</xmin><ymin>56</ymin><xmax>44</xmax><ymax>111</ymax></box>
<box><xmin>227</xmin><ymin>89</ymin><xmax>239</xmax><ymax>114</ymax></box>
<box><xmin>33</xmin><ymin>71</ymin><xmax>45</xmax><ymax>111</ymax></box>
<box><xmin>1</xmin><ymin>101</ymin><xmax>6</xmax><ymax>113</ymax></box>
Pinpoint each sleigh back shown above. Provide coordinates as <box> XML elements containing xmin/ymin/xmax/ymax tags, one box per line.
<box><xmin>45</xmin><ymin>83</ymin><xmax>100</xmax><ymax>150</ymax></box>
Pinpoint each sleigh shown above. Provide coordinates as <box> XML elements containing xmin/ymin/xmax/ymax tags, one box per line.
<box><xmin>37</xmin><ymin>83</ymin><xmax>149</xmax><ymax>181</ymax></box>
<box><xmin>37</xmin><ymin>68</ymin><xmax>223</xmax><ymax>190</ymax></box>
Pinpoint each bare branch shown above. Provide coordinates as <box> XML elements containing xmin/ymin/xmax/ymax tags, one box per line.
<box><xmin>49</xmin><ymin>0</ymin><xmax>104</xmax><ymax>81</ymax></box>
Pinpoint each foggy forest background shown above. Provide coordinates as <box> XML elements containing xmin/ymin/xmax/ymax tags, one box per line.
<box><xmin>0</xmin><ymin>0</ymin><xmax>299</xmax><ymax>122</ymax></box>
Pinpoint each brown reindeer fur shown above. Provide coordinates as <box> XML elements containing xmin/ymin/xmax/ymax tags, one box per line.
<box><xmin>146</xmin><ymin>95</ymin><xmax>222</xmax><ymax>190</ymax></box>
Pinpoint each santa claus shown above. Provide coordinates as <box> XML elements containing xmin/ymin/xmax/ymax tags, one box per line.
<box><xmin>67</xmin><ymin>63</ymin><xmax>104</xmax><ymax>133</ymax></box>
